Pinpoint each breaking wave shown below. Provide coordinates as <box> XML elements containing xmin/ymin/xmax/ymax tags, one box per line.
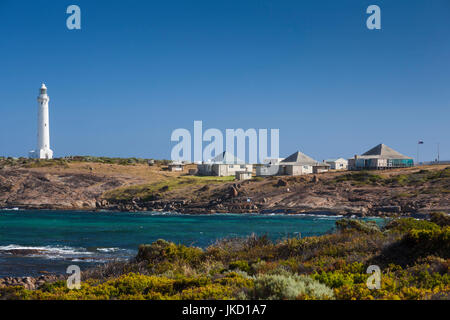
<box><xmin>0</xmin><ymin>245</ymin><xmax>130</xmax><ymax>260</ymax></box>
<box><xmin>0</xmin><ymin>244</ymin><xmax>94</xmax><ymax>259</ymax></box>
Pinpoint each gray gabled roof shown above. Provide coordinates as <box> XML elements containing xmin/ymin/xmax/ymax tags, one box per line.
<box><xmin>359</xmin><ymin>144</ymin><xmax>412</xmax><ymax>160</ymax></box>
<box><xmin>211</xmin><ymin>151</ymin><xmax>244</xmax><ymax>164</ymax></box>
<box><xmin>281</xmin><ymin>151</ymin><xmax>318</xmax><ymax>165</ymax></box>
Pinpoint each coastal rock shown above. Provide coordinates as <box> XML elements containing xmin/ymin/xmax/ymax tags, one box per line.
<box><xmin>7</xmin><ymin>274</ymin><xmax>64</xmax><ymax>290</ymax></box>
<box><xmin>229</xmin><ymin>187</ymin><xmax>239</xmax><ymax>197</ymax></box>
<box><xmin>0</xmin><ymin>249</ymin><xmax>43</xmax><ymax>256</ymax></box>
<box><xmin>23</xmin><ymin>277</ymin><xmax>36</xmax><ymax>290</ymax></box>
<box><xmin>96</xmin><ymin>199</ymin><xmax>109</xmax><ymax>208</ymax></box>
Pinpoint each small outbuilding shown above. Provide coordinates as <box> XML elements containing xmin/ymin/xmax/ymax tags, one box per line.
<box><xmin>313</xmin><ymin>162</ymin><xmax>331</xmax><ymax>174</ymax></box>
<box><xmin>168</xmin><ymin>162</ymin><xmax>184</xmax><ymax>172</ymax></box>
<box><xmin>325</xmin><ymin>158</ymin><xmax>348</xmax><ymax>170</ymax></box>
<box><xmin>235</xmin><ymin>171</ymin><xmax>252</xmax><ymax>180</ymax></box>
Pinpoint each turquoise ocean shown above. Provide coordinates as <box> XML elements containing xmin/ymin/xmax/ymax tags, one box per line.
<box><xmin>0</xmin><ymin>210</ymin><xmax>385</xmax><ymax>277</ymax></box>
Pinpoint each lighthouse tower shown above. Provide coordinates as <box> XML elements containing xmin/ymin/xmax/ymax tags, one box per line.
<box><xmin>29</xmin><ymin>83</ymin><xmax>53</xmax><ymax>159</ymax></box>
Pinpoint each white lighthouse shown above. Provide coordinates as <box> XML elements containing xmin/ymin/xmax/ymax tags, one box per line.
<box><xmin>29</xmin><ymin>83</ymin><xmax>53</xmax><ymax>159</ymax></box>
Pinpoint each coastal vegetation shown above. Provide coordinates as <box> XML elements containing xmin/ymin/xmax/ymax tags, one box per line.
<box><xmin>1</xmin><ymin>214</ymin><xmax>448</xmax><ymax>300</ymax></box>
<box><xmin>330</xmin><ymin>167</ymin><xmax>450</xmax><ymax>188</ymax></box>
<box><xmin>103</xmin><ymin>176</ymin><xmax>235</xmax><ymax>202</ymax></box>
<box><xmin>0</xmin><ymin>156</ymin><xmax>171</xmax><ymax>168</ymax></box>
<box><xmin>61</xmin><ymin>156</ymin><xmax>171</xmax><ymax>166</ymax></box>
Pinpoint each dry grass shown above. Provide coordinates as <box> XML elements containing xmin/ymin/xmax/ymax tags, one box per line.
<box><xmin>23</xmin><ymin>162</ymin><xmax>197</xmax><ymax>185</ymax></box>
<box><xmin>102</xmin><ymin>175</ymin><xmax>235</xmax><ymax>201</ymax></box>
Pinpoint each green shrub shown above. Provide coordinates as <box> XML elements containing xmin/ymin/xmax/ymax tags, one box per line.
<box><xmin>312</xmin><ymin>270</ymin><xmax>367</xmax><ymax>289</ymax></box>
<box><xmin>39</xmin><ymin>280</ymin><xmax>67</xmax><ymax>292</ymax></box>
<box><xmin>0</xmin><ymin>286</ymin><xmax>27</xmax><ymax>300</ymax></box>
<box><xmin>137</xmin><ymin>240</ymin><xmax>203</xmax><ymax>265</ymax></box>
<box><xmin>429</xmin><ymin>212</ymin><xmax>450</xmax><ymax>227</ymax></box>
<box><xmin>384</xmin><ymin>218</ymin><xmax>440</xmax><ymax>233</ymax></box>
<box><xmin>24</xmin><ymin>159</ymin><xmax>69</xmax><ymax>168</ymax></box>
<box><xmin>62</xmin><ymin>156</ymin><xmax>155</xmax><ymax>166</ymax></box>
<box><xmin>179</xmin><ymin>284</ymin><xmax>234</xmax><ymax>300</ymax></box>
<box><xmin>173</xmin><ymin>277</ymin><xmax>211</xmax><ymax>291</ymax></box>
<box><xmin>336</xmin><ymin>219</ymin><xmax>381</xmax><ymax>234</ymax></box>
<box><xmin>112</xmin><ymin>273</ymin><xmax>174</xmax><ymax>296</ymax></box>
<box><xmin>252</xmin><ymin>273</ymin><xmax>334</xmax><ymax>300</ymax></box>
<box><xmin>334</xmin><ymin>171</ymin><xmax>384</xmax><ymax>185</ymax></box>
<box><xmin>404</xmin><ymin>227</ymin><xmax>450</xmax><ymax>255</ymax></box>
<box><xmin>228</xmin><ymin>260</ymin><xmax>252</xmax><ymax>274</ymax></box>
<box><xmin>215</xmin><ymin>272</ymin><xmax>254</xmax><ymax>288</ymax></box>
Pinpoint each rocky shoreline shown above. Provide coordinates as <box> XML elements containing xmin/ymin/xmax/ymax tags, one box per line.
<box><xmin>1</xmin><ymin>197</ymin><xmax>430</xmax><ymax>218</ymax></box>
<box><xmin>93</xmin><ymin>199</ymin><xmax>417</xmax><ymax>217</ymax></box>
<box><xmin>96</xmin><ymin>176</ymin><xmax>448</xmax><ymax>218</ymax></box>
<box><xmin>1</xmin><ymin>192</ymin><xmax>446</xmax><ymax>219</ymax></box>
<box><xmin>0</xmin><ymin>274</ymin><xmax>65</xmax><ymax>291</ymax></box>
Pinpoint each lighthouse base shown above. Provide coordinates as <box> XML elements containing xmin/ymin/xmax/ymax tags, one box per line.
<box><xmin>29</xmin><ymin>149</ymin><xmax>53</xmax><ymax>160</ymax></box>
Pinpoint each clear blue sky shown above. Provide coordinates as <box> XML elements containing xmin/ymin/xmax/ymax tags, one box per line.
<box><xmin>0</xmin><ymin>0</ymin><xmax>449</xmax><ymax>161</ymax></box>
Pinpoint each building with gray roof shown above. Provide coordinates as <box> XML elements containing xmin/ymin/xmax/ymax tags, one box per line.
<box><xmin>256</xmin><ymin>151</ymin><xmax>329</xmax><ymax>176</ymax></box>
<box><xmin>348</xmin><ymin>144</ymin><xmax>414</xmax><ymax>170</ymax></box>
<box><xmin>197</xmin><ymin>151</ymin><xmax>253</xmax><ymax>177</ymax></box>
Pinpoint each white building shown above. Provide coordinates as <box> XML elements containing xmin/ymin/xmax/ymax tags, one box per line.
<box><xmin>325</xmin><ymin>158</ymin><xmax>348</xmax><ymax>170</ymax></box>
<box><xmin>235</xmin><ymin>171</ymin><xmax>252</xmax><ymax>180</ymax></box>
<box><xmin>313</xmin><ymin>162</ymin><xmax>331</xmax><ymax>173</ymax></box>
<box><xmin>197</xmin><ymin>152</ymin><xmax>253</xmax><ymax>177</ymax></box>
<box><xmin>29</xmin><ymin>84</ymin><xmax>53</xmax><ymax>159</ymax></box>
<box><xmin>256</xmin><ymin>151</ymin><xmax>316</xmax><ymax>176</ymax></box>
<box><xmin>168</xmin><ymin>162</ymin><xmax>184</xmax><ymax>172</ymax></box>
